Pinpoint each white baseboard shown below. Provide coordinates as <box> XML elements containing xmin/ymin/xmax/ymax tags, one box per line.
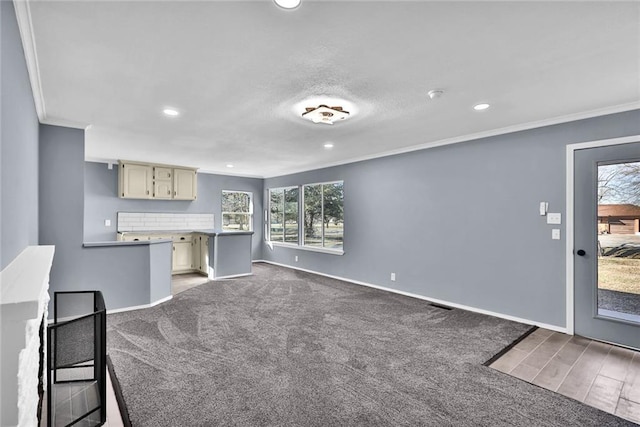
<box><xmin>107</xmin><ymin>295</ymin><xmax>173</xmax><ymax>314</ymax></box>
<box><xmin>214</xmin><ymin>272</ymin><xmax>253</xmax><ymax>280</ymax></box>
<box><xmin>260</xmin><ymin>260</ymin><xmax>568</xmax><ymax>334</ymax></box>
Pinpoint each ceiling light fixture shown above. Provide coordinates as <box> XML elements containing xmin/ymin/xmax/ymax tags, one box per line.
<box><xmin>473</xmin><ymin>103</ymin><xmax>490</xmax><ymax>111</ymax></box>
<box><xmin>274</xmin><ymin>0</ymin><xmax>301</xmax><ymax>9</ymax></box>
<box><xmin>226</xmin><ymin>164</ymin><xmax>234</xmax><ymax>168</ymax></box>
<box><xmin>302</xmin><ymin>105</ymin><xmax>350</xmax><ymax>125</ymax></box>
<box><xmin>163</xmin><ymin>108</ymin><xmax>180</xmax><ymax>117</ymax></box>
<box><xmin>324</xmin><ymin>142</ymin><xmax>334</xmax><ymax>149</ymax></box>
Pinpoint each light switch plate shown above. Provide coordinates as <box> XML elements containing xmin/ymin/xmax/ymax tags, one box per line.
<box><xmin>105</xmin><ymin>219</ymin><xmax>111</xmax><ymax>227</ymax></box>
<box><xmin>552</xmin><ymin>229</ymin><xmax>561</xmax><ymax>240</ymax></box>
<box><xmin>539</xmin><ymin>201</ymin><xmax>548</xmax><ymax>216</ymax></box>
<box><xmin>547</xmin><ymin>213</ymin><xmax>562</xmax><ymax>224</ymax></box>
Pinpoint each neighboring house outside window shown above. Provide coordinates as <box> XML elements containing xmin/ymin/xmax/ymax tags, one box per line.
<box><xmin>222</xmin><ymin>191</ymin><xmax>253</xmax><ymax>231</ymax></box>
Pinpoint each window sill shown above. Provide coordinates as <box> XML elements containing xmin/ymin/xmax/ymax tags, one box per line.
<box><xmin>266</xmin><ymin>241</ymin><xmax>344</xmax><ymax>256</ymax></box>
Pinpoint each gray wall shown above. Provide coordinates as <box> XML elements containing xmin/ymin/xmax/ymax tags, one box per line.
<box><xmin>84</xmin><ymin>161</ymin><xmax>263</xmax><ymax>259</ymax></box>
<box><xmin>0</xmin><ymin>0</ymin><xmax>40</xmax><ymax>270</ymax></box>
<box><xmin>263</xmin><ymin>110</ymin><xmax>640</xmax><ymax>329</ymax></box>
<box><xmin>39</xmin><ymin>125</ymin><xmax>171</xmax><ymax>311</ymax></box>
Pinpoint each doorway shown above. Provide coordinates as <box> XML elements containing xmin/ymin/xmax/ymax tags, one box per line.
<box><xmin>572</xmin><ymin>138</ymin><xmax>640</xmax><ymax>350</ymax></box>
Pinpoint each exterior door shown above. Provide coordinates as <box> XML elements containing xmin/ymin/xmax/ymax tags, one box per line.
<box><xmin>574</xmin><ymin>141</ymin><xmax>640</xmax><ymax>349</ymax></box>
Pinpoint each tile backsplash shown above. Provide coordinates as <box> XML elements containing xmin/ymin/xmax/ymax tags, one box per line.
<box><xmin>117</xmin><ymin>212</ymin><xmax>214</xmax><ymax>232</ymax></box>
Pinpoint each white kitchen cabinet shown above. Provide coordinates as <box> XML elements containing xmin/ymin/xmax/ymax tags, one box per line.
<box><xmin>172</xmin><ymin>241</ymin><xmax>193</xmax><ymax>272</ymax></box>
<box><xmin>173</xmin><ymin>168</ymin><xmax>197</xmax><ymax>200</ymax></box>
<box><xmin>192</xmin><ymin>234</ymin><xmax>210</xmax><ymax>275</ymax></box>
<box><xmin>199</xmin><ymin>235</ymin><xmax>209</xmax><ymax>275</ymax></box>
<box><xmin>153</xmin><ymin>166</ymin><xmax>173</xmax><ymax>199</ymax></box>
<box><xmin>118</xmin><ymin>161</ymin><xmax>197</xmax><ymax>200</ymax></box>
<box><xmin>192</xmin><ymin>235</ymin><xmax>200</xmax><ymax>272</ymax></box>
<box><xmin>118</xmin><ymin>163</ymin><xmax>152</xmax><ymax>199</ymax></box>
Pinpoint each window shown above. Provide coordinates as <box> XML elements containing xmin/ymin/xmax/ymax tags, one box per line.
<box><xmin>303</xmin><ymin>181</ymin><xmax>343</xmax><ymax>250</ymax></box>
<box><xmin>269</xmin><ymin>187</ymin><xmax>299</xmax><ymax>243</ymax></box>
<box><xmin>267</xmin><ymin>181</ymin><xmax>343</xmax><ymax>253</ymax></box>
<box><xmin>222</xmin><ymin>191</ymin><xmax>253</xmax><ymax>231</ymax></box>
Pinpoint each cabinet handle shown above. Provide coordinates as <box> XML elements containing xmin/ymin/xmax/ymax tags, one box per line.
<box><xmin>146</xmin><ymin>190</ymin><xmax>149</xmax><ymax>195</ymax></box>
<box><xmin>167</xmin><ymin>190</ymin><xmax>170</xmax><ymax>195</ymax></box>
<box><xmin>173</xmin><ymin>246</ymin><xmax>175</xmax><ymax>251</ymax></box>
<box><xmin>174</xmin><ymin>191</ymin><xmax>177</xmax><ymax>196</ymax></box>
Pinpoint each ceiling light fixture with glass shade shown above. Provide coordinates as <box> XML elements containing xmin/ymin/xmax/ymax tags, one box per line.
<box><xmin>302</xmin><ymin>105</ymin><xmax>350</xmax><ymax>125</ymax></box>
<box><xmin>292</xmin><ymin>96</ymin><xmax>357</xmax><ymax>126</ymax></box>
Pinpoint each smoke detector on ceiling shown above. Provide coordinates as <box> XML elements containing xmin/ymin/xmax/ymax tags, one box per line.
<box><xmin>301</xmin><ymin>105</ymin><xmax>350</xmax><ymax>125</ymax></box>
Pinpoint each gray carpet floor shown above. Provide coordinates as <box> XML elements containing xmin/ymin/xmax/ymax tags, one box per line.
<box><xmin>107</xmin><ymin>263</ymin><xmax>635</xmax><ymax>426</ymax></box>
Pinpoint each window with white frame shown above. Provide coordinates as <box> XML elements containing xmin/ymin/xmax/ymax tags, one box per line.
<box><xmin>303</xmin><ymin>181</ymin><xmax>343</xmax><ymax>250</ymax></box>
<box><xmin>222</xmin><ymin>191</ymin><xmax>253</xmax><ymax>231</ymax></box>
<box><xmin>269</xmin><ymin>187</ymin><xmax>299</xmax><ymax>243</ymax></box>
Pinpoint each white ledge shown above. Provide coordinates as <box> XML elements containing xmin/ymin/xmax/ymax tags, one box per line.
<box><xmin>0</xmin><ymin>246</ymin><xmax>55</xmax><ymax>308</ymax></box>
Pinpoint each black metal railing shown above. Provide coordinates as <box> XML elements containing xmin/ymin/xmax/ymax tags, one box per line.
<box><xmin>47</xmin><ymin>291</ymin><xmax>106</xmax><ymax>427</ymax></box>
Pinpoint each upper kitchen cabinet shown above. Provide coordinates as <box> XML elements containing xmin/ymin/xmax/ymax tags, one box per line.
<box><xmin>153</xmin><ymin>166</ymin><xmax>173</xmax><ymax>199</ymax></box>
<box><xmin>118</xmin><ymin>161</ymin><xmax>198</xmax><ymax>200</ymax></box>
<box><xmin>119</xmin><ymin>162</ymin><xmax>152</xmax><ymax>199</ymax></box>
<box><xmin>173</xmin><ymin>168</ymin><xmax>197</xmax><ymax>200</ymax></box>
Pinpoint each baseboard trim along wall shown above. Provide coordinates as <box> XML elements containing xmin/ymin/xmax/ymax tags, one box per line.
<box><xmin>214</xmin><ymin>272</ymin><xmax>253</xmax><ymax>281</ymax></box>
<box><xmin>107</xmin><ymin>295</ymin><xmax>173</xmax><ymax>314</ymax></box>
<box><xmin>258</xmin><ymin>260</ymin><xmax>568</xmax><ymax>334</ymax></box>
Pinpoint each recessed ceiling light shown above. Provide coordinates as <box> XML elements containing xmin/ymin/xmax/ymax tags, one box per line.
<box><xmin>473</xmin><ymin>103</ymin><xmax>490</xmax><ymax>111</ymax></box>
<box><xmin>274</xmin><ymin>0</ymin><xmax>301</xmax><ymax>9</ymax></box>
<box><xmin>324</xmin><ymin>143</ymin><xmax>334</xmax><ymax>149</ymax></box>
<box><xmin>163</xmin><ymin>108</ymin><xmax>180</xmax><ymax>117</ymax></box>
<box><xmin>427</xmin><ymin>89</ymin><xmax>444</xmax><ymax>100</ymax></box>
<box><xmin>226</xmin><ymin>164</ymin><xmax>234</xmax><ymax>168</ymax></box>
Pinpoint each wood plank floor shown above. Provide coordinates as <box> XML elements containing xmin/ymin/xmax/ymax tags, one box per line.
<box><xmin>491</xmin><ymin>328</ymin><xmax>640</xmax><ymax>424</ymax></box>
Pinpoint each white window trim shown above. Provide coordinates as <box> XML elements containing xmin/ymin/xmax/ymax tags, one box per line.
<box><xmin>222</xmin><ymin>190</ymin><xmax>253</xmax><ymax>232</ymax></box>
<box><xmin>270</xmin><ymin>241</ymin><xmax>344</xmax><ymax>256</ymax></box>
<box><xmin>301</xmin><ymin>180</ymin><xmax>344</xmax><ymax>250</ymax></box>
<box><xmin>266</xmin><ymin>181</ymin><xmax>344</xmax><ymax>254</ymax></box>
<box><xmin>267</xmin><ymin>186</ymin><xmax>299</xmax><ymax>244</ymax></box>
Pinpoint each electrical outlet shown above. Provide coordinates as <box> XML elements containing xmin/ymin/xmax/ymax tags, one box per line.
<box><xmin>547</xmin><ymin>213</ymin><xmax>562</xmax><ymax>224</ymax></box>
<box><xmin>295</xmin><ymin>256</ymin><xmax>299</xmax><ymax>262</ymax></box>
<box><xmin>390</xmin><ymin>272</ymin><xmax>396</xmax><ymax>281</ymax></box>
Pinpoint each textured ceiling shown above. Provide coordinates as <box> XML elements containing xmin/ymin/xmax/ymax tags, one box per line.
<box><xmin>23</xmin><ymin>0</ymin><xmax>640</xmax><ymax>177</ymax></box>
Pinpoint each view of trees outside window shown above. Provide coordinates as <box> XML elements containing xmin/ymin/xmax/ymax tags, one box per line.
<box><xmin>269</xmin><ymin>187</ymin><xmax>299</xmax><ymax>243</ymax></box>
<box><xmin>596</xmin><ymin>161</ymin><xmax>640</xmax><ymax>321</ymax></box>
<box><xmin>284</xmin><ymin>188</ymin><xmax>299</xmax><ymax>243</ymax></box>
<box><xmin>303</xmin><ymin>182</ymin><xmax>344</xmax><ymax>250</ymax></box>
<box><xmin>222</xmin><ymin>191</ymin><xmax>252</xmax><ymax>231</ymax></box>
<box><xmin>268</xmin><ymin>182</ymin><xmax>344</xmax><ymax>251</ymax></box>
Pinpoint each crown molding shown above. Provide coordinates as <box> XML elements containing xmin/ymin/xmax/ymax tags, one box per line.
<box><xmin>13</xmin><ymin>0</ymin><xmax>46</xmax><ymax>122</ymax></box>
<box><xmin>262</xmin><ymin>101</ymin><xmax>640</xmax><ymax>178</ymax></box>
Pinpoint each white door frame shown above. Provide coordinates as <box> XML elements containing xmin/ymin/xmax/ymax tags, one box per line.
<box><xmin>565</xmin><ymin>134</ymin><xmax>640</xmax><ymax>335</ymax></box>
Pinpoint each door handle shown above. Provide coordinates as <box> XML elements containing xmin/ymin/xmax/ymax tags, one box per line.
<box><xmin>576</xmin><ymin>249</ymin><xmax>586</xmax><ymax>256</ymax></box>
